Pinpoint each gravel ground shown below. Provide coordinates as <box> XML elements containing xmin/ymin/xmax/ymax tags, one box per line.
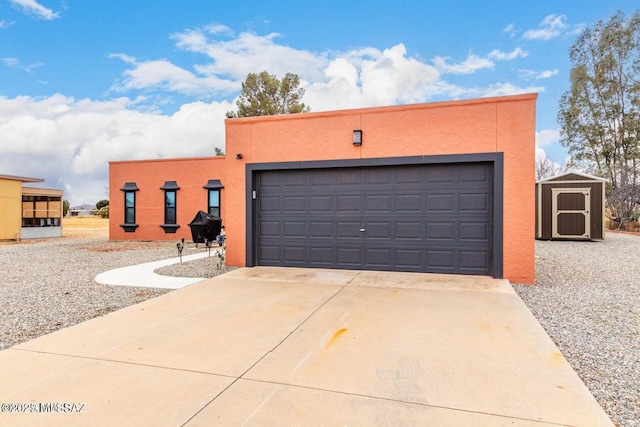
<box><xmin>0</xmin><ymin>238</ymin><xmax>228</xmax><ymax>351</ymax></box>
<box><xmin>1</xmin><ymin>234</ymin><xmax>637</xmax><ymax>425</ymax></box>
<box><xmin>514</xmin><ymin>232</ymin><xmax>640</xmax><ymax>427</ymax></box>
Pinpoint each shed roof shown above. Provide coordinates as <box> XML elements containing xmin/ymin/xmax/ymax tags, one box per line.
<box><xmin>536</xmin><ymin>170</ymin><xmax>608</xmax><ymax>184</ymax></box>
<box><xmin>0</xmin><ymin>174</ymin><xmax>44</xmax><ymax>183</ymax></box>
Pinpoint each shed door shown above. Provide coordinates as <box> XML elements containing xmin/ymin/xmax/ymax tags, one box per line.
<box><xmin>552</xmin><ymin>188</ymin><xmax>591</xmax><ymax>239</ymax></box>
<box><xmin>255</xmin><ymin>163</ymin><xmax>493</xmax><ymax>275</ymax></box>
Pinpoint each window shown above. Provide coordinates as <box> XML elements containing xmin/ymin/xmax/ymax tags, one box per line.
<box><xmin>125</xmin><ymin>192</ymin><xmax>135</xmax><ymax>224</ymax></box>
<box><xmin>160</xmin><ymin>181</ymin><xmax>180</xmax><ymax>233</ymax></box>
<box><xmin>119</xmin><ymin>182</ymin><xmax>139</xmax><ymax>232</ymax></box>
<box><xmin>208</xmin><ymin>190</ymin><xmax>220</xmax><ymax>217</ymax></box>
<box><xmin>165</xmin><ymin>191</ymin><xmax>176</xmax><ymax>224</ymax></box>
<box><xmin>203</xmin><ymin>179</ymin><xmax>224</xmax><ymax>218</ymax></box>
<box><xmin>21</xmin><ymin>194</ymin><xmax>62</xmax><ymax>227</ymax></box>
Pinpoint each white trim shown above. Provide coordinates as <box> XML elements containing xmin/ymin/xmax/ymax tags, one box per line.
<box><xmin>538</xmin><ymin>179</ymin><xmax>606</xmax><ymax>185</ymax></box>
<box><xmin>536</xmin><ymin>170</ymin><xmax>607</xmax><ymax>184</ymax></box>
<box><xmin>536</xmin><ymin>183</ymin><xmax>543</xmax><ymax>238</ymax></box>
<box><xmin>551</xmin><ymin>188</ymin><xmax>591</xmax><ymax>239</ymax></box>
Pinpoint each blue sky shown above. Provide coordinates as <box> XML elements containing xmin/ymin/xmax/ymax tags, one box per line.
<box><xmin>1</xmin><ymin>0</ymin><xmax>638</xmax><ymax>205</ymax></box>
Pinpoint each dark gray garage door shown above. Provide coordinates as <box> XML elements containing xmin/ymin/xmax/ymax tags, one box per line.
<box><xmin>255</xmin><ymin>162</ymin><xmax>493</xmax><ymax>275</ymax></box>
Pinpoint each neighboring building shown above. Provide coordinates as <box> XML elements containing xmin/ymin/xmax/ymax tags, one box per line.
<box><xmin>0</xmin><ymin>174</ymin><xmax>63</xmax><ymax>240</ymax></box>
<box><xmin>67</xmin><ymin>204</ymin><xmax>98</xmax><ymax>216</ymax></box>
<box><xmin>109</xmin><ymin>94</ymin><xmax>536</xmax><ymax>283</ymax></box>
<box><xmin>536</xmin><ymin>171</ymin><xmax>607</xmax><ymax>240</ymax></box>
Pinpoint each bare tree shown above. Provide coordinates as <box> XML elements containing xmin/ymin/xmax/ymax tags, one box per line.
<box><xmin>535</xmin><ymin>155</ymin><xmax>567</xmax><ymax>181</ymax></box>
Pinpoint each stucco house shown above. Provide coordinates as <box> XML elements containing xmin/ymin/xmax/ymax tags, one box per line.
<box><xmin>0</xmin><ymin>174</ymin><xmax>64</xmax><ymax>240</ymax></box>
<box><xmin>109</xmin><ymin>93</ymin><xmax>536</xmax><ymax>283</ymax></box>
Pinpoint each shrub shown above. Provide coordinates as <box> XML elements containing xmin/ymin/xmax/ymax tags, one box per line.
<box><xmin>97</xmin><ymin>206</ymin><xmax>109</xmax><ymax>218</ymax></box>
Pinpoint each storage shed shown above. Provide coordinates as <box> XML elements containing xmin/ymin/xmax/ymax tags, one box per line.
<box><xmin>536</xmin><ymin>171</ymin><xmax>607</xmax><ymax>240</ymax></box>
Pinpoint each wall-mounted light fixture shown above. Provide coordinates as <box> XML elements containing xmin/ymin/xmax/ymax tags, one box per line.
<box><xmin>353</xmin><ymin>130</ymin><xmax>363</xmax><ymax>146</ymax></box>
<box><xmin>236</xmin><ymin>153</ymin><xmax>243</xmax><ymax>160</ymax></box>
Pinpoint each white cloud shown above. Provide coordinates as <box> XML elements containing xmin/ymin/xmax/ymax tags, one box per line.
<box><xmin>536</xmin><ymin>129</ymin><xmax>560</xmax><ymax>147</ymax></box>
<box><xmin>504</xmin><ymin>23</ymin><xmax>517</xmax><ymax>37</ymax></box>
<box><xmin>0</xmin><ymin>94</ymin><xmax>231</xmax><ymax>204</ymax></box>
<box><xmin>2</xmin><ymin>24</ymin><xmax>547</xmax><ymax>204</ymax></box>
<box><xmin>488</xmin><ymin>47</ymin><xmax>528</xmax><ymax>61</ymax></box>
<box><xmin>519</xmin><ymin>68</ymin><xmax>559</xmax><ymax>80</ymax></box>
<box><xmin>0</xmin><ymin>20</ymin><xmax>15</xmax><ymax>29</ymax></box>
<box><xmin>433</xmin><ymin>48</ymin><xmax>527</xmax><ymax>75</ymax></box>
<box><xmin>1</xmin><ymin>57</ymin><xmax>45</xmax><ymax>73</ymax></box>
<box><xmin>1</xmin><ymin>58</ymin><xmax>19</xmax><ymax>67</ymax></box>
<box><xmin>110</xmin><ymin>56</ymin><xmax>238</xmax><ymax>96</ymax></box>
<box><xmin>461</xmin><ymin>82</ymin><xmax>545</xmax><ymax>99</ymax></box>
<box><xmin>9</xmin><ymin>0</ymin><xmax>59</xmax><ymax>20</ymax></box>
<box><xmin>172</xmin><ymin>28</ymin><xmax>327</xmax><ymax>82</ymax></box>
<box><xmin>433</xmin><ymin>53</ymin><xmax>494</xmax><ymax>75</ymax></box>
<box><xmin>523</xmin><ymin>14</ymin><xmax>567</xmax><ymax>41</ymax></box>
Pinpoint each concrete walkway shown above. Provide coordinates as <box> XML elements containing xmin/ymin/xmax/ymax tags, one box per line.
<box><xmin>95</xmin><ymin>251</ymin><xmax>210</xmax><ymax>289</ymax></box>
<box><xmin>0</xmin><ymin>267</ymin><xmax>613</xmax><ymax>426</ymax></box>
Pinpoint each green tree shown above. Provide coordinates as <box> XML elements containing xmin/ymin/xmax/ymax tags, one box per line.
<box><xmin>557</xmin><ymin>10</ymin><xmax>640</xmax><ymax>218</ymax></box>
<box><xmin>63</xmin><ymin>200</ymin><xmax>70</xmax><ymax>217</ymax></box>
<box><xmin>96</xmin><ymin>199</ymin><xmax>109</xmax><ymax>210</ymax></box>
<box><xmin>226</xmin><ymin>71</ymin><xmax>310</xmax><ymax>118</ymax></box>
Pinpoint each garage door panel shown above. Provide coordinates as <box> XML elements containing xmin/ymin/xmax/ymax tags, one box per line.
<box><xmin>365</xmin><ymin>195</ymin><xmax>391</xmax><ymax>212</ymax></box>
<box><xmin>260</xmin><ymin>196</ymin><xmax>281</xmax><ymax>212</ymax></box>
<box><xmin>426</xmin><ymin>222</ymin><xmax>455</xmax><ymax>240</ymax></box>
<box><xmin>336</xmin><ymin>195</ymin><xmax>361</xmax><ymax>212</ymax></box>
<box><xmin>395</xmin><ymin>194</ymin><xmax>422</xmax><ymax>212</ymax></box>
<box><xmin>427</xmin><ymin>250</ymin><xmax>455</xmax><ymax>269</ymax></box>
<box><xmin>338</xmin><ymin>169</ymin><xmax>360</xmax><ymax>185</ymax></box>
<box><xmin>460</xmin><ymin>164</ymin><xmax>491</xmax><ymax>182</ymax></box>
<box><xmin>309</xmin><ymin>221</ymin><xmax>333</xmax><ymax>238</ymax></box>
<box><xmin>364</xmin><ymin>221</ymin><xmax>392</xmax><ymax>239</ymax></box>
<box><xmin>395</xmin><ymin>166</ymin><xmax>424</xmax><ymax>184</ymax></box>
<box><xmin>395</xmin><ymin>249</ymin><xmax>423</xmax><ymax>269</ymax></box>
<box><xmin>337</xmin><ymin>248</ymin><xmax>362</xmax><ymax>266</ymax></box>
<box><xmin>283</xmin><ymin>221</ymin><xmax>306</xmax><ymax>238</ymax></box>
<box><xmin>460</xmin><ymin>193</ymin><xmax>490</xmax><ymax>212</ymax></box>
<box><xmin>283</xmin><ymin>196</ymin><xmax>306</xmax><ymax>212</ymax></box>
<box><xmin>364</xmin><ymin>248</ymin><xmax>392</xmax><ymax>267</ymax></box>
<box><xmin>309</xmin><ymin>247</ymin><xmax>333</xmax><ymax>264</ymax></box>
<box><xmin>426</xmin><ymin>194</ymin><xmax>454</xmax><ymax>212</ymax></box>
<box><xmin>336</xmin><ymin>221</ymin><xmax>360</xmax><ymax>238</ymax></box>
<box><xmin>256</xmin><ymin>162</ymin><xmax>493</xmax><ymax>275</ymax></box>
<box><xmin>365</xmin><ymin>168</ymin><xmax>392</xmax><ymax>184</ymax></box>
<box><xmin>310</xmin><ymin>169</ymin><xmax>336</xmax><ymax>186</ymax></box>
<box><xmin>283</xmin><ymin>246</ymin><xmax>306</xmax><ymax>262</ymax></box>
<box><xmin>396</xmin><ymin>222</ymin><xmax>423</xmax><ymax>240</ymax></box>
<box><xmin>283</xmin><ymin>172</ymin><xmax>306</xmax><ymax>187</ymax></box>
<box><xmin>460</xmin><ymin>222</ymin><xmax>490</xmax><ymax>241</ymax></box>
<box><xmin>427</xmin><ymin>165</ymin><xmax>457</xmax><ymax>183</ymax></box>
<box><xmin>259</xmin><ymin>221</ymin><xmax>280</xmax><ymax>238</ymax></box>
<box><xmin>460</xmin><ymin>251</ymin><xmax>490</xmax><ymax>271</ymax></box>
<box><xmin>309</xmin><ymin>195</ymin><xmax>333</xmax><ymax>212</ymax></box>
<box><xmin>258</xmin><ymin>245</ymin><xmax>281</xmax><ymax>264</ymax></box>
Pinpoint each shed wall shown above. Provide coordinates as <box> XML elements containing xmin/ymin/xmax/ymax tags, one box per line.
<box><xmin>536</xmin><ymin>180</ymin><xmax>604</xmax><ymax>240</ymax></box>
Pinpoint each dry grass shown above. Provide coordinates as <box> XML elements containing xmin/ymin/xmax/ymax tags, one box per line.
<box><xmin>62</xmin><ymin>215</ymin><xmax>109</xmax><ymax>239</ymax></box>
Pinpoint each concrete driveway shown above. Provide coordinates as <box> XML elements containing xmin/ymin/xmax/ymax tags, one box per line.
<box><xmin>0</xmin><ymin>267</ymin><xmax>612</xmax><ymax>426</ymax></box>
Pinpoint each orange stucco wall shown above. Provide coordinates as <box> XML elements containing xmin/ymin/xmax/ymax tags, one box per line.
<box><xmin>109</xmin><ymin>156</ymin><xmax>226</xmax><ymax>241</ymax></box>
<box><xmin>108</xmin><ymin>93</ymin><xmax>536</xmax><ymax>283</ymax></box>
<box><xmin>223</xmin><ymin>94</ymin><xmax>536</xmax><ymax>283</ymax></box>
